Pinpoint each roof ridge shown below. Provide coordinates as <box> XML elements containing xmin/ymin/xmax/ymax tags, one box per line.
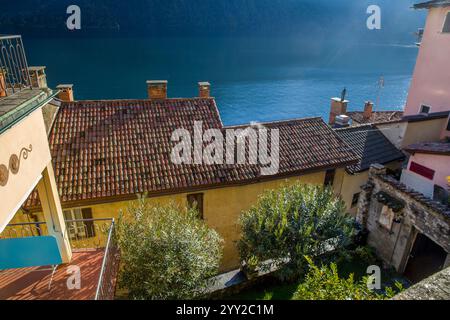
<box><xmin>223</xmin><ymin>116</ymin><xmax>323</xmax><ymax>128</ymax></box>
<box><xmin>334</xmin><ymin>124</ymin><xmax>374</xmax><ymax>131</ymax></box>
<box><xmin>61</xmin><ymin>97</ymin><xmax>216</xmax><ymax>105</ymax></box>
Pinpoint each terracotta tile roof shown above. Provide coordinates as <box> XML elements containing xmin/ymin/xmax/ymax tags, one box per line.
<box><xmin>25</xmin><ymin>99</ymin><xmax>358</xmax><ymax>209</ymax></box>
<box><xmin>347</xmin><ymin>111</ymin><xmax>403</xmax><ymax>125</ymax></box>
<box><xmin>335</xmin><ymin>125</ymin><xmax>405</xmax><ymax>174</ymax></box>
<box><xmin>225</xmin><ymin>118</ymin><xmax>358</xmax><ymax>175</ymax></box>
<box><xmin>404</xmin><ymin>141</ymin><xmax>450</xmax><ymax>155</ymax></box>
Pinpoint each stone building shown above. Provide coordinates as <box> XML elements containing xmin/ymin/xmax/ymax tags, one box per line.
<box><xmin>357</xmin><ymin>164</ymin><xmax>450</xmax><ymax>283</ymax></box>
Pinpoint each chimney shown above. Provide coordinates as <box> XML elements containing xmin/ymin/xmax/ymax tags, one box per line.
<box><xmin>329</xmin><ymin>97</ymin><xmax>349</xmax><ymax>125</ymax></box>
<box><xmin>56</xmin><ymin>84</ymin><xmax>74</xmax><ymax>102</ymax></box>
<box><xmin>28</xmin><ymin>66</ymin><xmax>47</xmax><ymax>89</ymax></box>
<box><xmin>198</xmin><ymin>82</ymin><xmax>211</xmax><ymax>98</ymax></box>
<box><xmin>363</xmin><ymin>101</ymin><xmax>374</xmax><ymax>119</ymax></box>
<box><xmin>334</xmin><ymin>115</ymin><xmax>350</xmax><ymax>128</ymax></box>
<box><xmin>0</xmin><ymin>69</ymin><xmax>6</xmax><ymax>97</ymax></box>
<box><xmin>147</xmin><ymin>80</ymin><xmax>167</xmax><ymax>99</ymax></box>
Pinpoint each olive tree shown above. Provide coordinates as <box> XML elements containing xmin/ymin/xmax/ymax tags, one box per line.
<box><xmin>116</xmin><ymin>198</ymin><xmax>223</xmax><ymax>300</ymax></box>
<box><xmin>238</xmin><ymin>183</ymin><xmax>355</xmax><ymax>280</ymax></box>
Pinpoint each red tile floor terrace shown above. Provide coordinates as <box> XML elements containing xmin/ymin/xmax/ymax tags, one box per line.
<box><xmin>0</xmin><ymin>249</ymin><xmax>116</xmax><ymax>300</ymax></box>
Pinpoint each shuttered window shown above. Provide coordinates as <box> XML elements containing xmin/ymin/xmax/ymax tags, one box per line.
<box><xmin>410</xmin><ymin>161</ymin><xmax>435</xmax><ymax>180</ymax></box>
<box><xmin>324</xmin><ymin>169</ymin><xmax>336</xmax><ymax>187</ymax></box>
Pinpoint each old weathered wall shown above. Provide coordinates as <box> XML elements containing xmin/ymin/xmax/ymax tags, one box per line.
<box><xmin>357</xmin><ymin>165</ymin><xmax>450</xmax><ymax>273</ymax></box>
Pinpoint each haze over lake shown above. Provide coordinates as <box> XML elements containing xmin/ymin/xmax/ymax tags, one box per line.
<box><xmin>8</xmin><ymin>0</ymin><xmax>424</xmax><ymax>125</ymax></box>
<box><xmin>25</xmin><ymin>37</ymin><xmax>418</xmax><ymax>125</ymax></box>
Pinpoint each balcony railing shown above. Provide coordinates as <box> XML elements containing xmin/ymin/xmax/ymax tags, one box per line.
<box><xmin>0</xmin><ymin>35</ymin><xmax>32</xmax><ymax>99</ymax></box>
<box><xmin>0</xmin><ymin>218</ymin><xmax>119</xmax><ymax>300</ymax></box>
<box><xmin>95</xmin><ymin>219</ymin><xmax>119</xmax><ymax>300</ymax></box>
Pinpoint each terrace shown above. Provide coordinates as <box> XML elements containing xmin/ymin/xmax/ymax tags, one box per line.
<box><xmin>0</xmin><ymin>35</ymin><xmax>120</xmax><ymax>300</ymax></box>
<box><xmin>0</xmin><ymin>218</ymin><xmax>120</xmax><ymax>300</ymax></box>
<box><xmin>0</xmin><ymin>35</ymin><xmax>57</xmax><ymax>134</ymax></box>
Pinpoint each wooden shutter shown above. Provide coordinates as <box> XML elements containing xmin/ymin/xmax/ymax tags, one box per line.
<box><xmin>410</xmin><ymin>162</ymin><xmax>435</xmax><ymax>180</ymax></box>
<box><xmin>324</xmin><ymin>169</ymin><xmax>336</xmax><ymax>187</ymax></box>
<box><xmin>81</xmin><ymin>208</ymin><xmax>95</xmax><ymax>238</ymax></box>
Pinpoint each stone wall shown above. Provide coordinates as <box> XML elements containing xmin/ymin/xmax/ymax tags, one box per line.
<box><xmin>393</xmin><ymin>266</ymin><xmax>450</xmax><ymax>300</ymax></box>
<box><xmin>356</xmin><ymin>164</ymin><xmax>450</xmax><ymax>273</ymax></box>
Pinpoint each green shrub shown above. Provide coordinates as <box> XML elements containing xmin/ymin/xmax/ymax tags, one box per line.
<box><xmin>294</xmin><ymin>257</ymin><xmax>395</xmax><ymax>300</ymax></box>
<box><xmin>116</xmin><ymin>198</ymin><xmax>223</xmax><ymax>300</ymax></box>
<box><xmin>238</xmin><ymin>183</ymin><xmax>356</xmax><ymax>280</ymax></box>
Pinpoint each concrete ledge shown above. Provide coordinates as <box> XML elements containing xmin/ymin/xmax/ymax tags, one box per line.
<box><xmin>393</xmin><ymin>267</ymin><xmax>450</xmax><ymax>300</ymax></box>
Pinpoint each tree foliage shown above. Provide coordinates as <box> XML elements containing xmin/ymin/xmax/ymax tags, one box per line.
<box><xmin>116</xmin><ymin>198</ymin><xmax>223</xmax><ymax>300</ymax></box>
<box><xmin>238</xmin><ymin>183</ymin><xmax>355</xmax><ymax>279</ymax></box>
<box><xmin>293</xmin><ymin>257</ymin><xmax>402</xmax><ymax>300</ymax></box>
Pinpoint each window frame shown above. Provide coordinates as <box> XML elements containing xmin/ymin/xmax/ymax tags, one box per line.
<box><xmin>351</xmin><ymin>192</ymin><xmax>360</xmax><ymax>208</ymax></box>
<box><xmin>441</xmin><ymin>11</ymin><xmax>450</xmax><ymax>33</ymax></box>
<box><xmin>378</xmin><ymin>205</ymin><xmax>395</xmax><ymax>231</ymax></box>
<box><xmin>63</xmin><ymin>207</ymin><xmax>95</xmax><ymax>239</ymax></box>
<box><xmin>419</xmin><ymin>104</ymin><xmax>431</xmax><ymax>114</ymax></box>
<box><xmin>324</xmin><ymin>169</ymin><xmax>336</xmax><ymax>187</ymax></box>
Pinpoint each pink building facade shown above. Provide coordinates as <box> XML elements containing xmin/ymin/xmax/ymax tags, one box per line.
<box><xmin>405</xmin><ymin>3</ymin><xmax>450</xmax><ymax>116</ymax></box>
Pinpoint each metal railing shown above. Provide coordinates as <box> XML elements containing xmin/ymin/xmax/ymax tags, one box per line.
<box><xmin>95</xmin><ymin>219</ymin><xmax>120</xmax><ymax>300</ymax></box>
<box><xmin>1</xmin><ymin>218</ymin><xmax>114</xmax><ymax>249</ymax></box>
<box><xmin>0</xmin><ymin>35</ymin><xmax>32</xmax><ymax>98</ymax></box>
<box><xmin>1</xmin><ymin>218</ymin><xmax>120</xmax><ymax>300</ymax></box>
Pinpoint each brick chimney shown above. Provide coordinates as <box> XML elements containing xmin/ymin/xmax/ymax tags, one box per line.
<box><xmin>329</xmin><ymin>97</ymin><xmax>349</xmax><ymax>125</ymax></box>
<box><xmin>363</xmin><ymin>101</ymin><xmax>374</xmax><ymax>119</ymax></box>
<box><xmin>147</xmin><ymin>80</ymin><xmax>167</xmax><ymax>99</ymax></box>
<box><xmin>28</xmin><ymin>66</ymin><xmax>47</xmax><ymax>89</ymax></box>
<box><xmin>0</xmin><ymin>70</ymin><xmax>6</xmax><ymax>97</ymax></box>
<box><xmin>198</xmin><ymin>82</ymin><xmax>211</xmax><ymax>98</ymax></box>
<box><xmin>56</xmin><ymin>84</ymin><xmax>74</xmax><ymax>102</ymax></box>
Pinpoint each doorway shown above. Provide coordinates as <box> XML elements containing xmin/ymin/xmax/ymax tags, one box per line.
<box><xmin>404</xmin><ymin>233</ymin><xmax>447</xmax><ymax>283</ymax></box>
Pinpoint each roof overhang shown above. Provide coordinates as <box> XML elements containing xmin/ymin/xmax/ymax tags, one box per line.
<box><xmin>413</xmin><ymin>0</ymin><xmax>450</xmax><ymax>9</ymax></box>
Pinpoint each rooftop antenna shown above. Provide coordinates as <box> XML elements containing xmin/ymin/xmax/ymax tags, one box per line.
<box><xmin>340</xmin><ymin>87</ymin><xmax>347</xmax><ymax>102</ymax></box>
<box><xmin>376</xmin><ymin>76</ymin><xmax>384</xmax><ymax>109</ymax></box>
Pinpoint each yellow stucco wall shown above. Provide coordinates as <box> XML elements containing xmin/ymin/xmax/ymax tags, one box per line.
<box><xmin>401</xmin><ymin>118</ymin><xmax>448</xmax><ymax>148</ymax></box>
<box><xmin>10</xmin><ymin>171</ymin><xmax>326</xmax><ymax>271</ymax></box>
<box><xmin>338</xmin><ymin>161</ymin><xmax>403</xmax><ymax>217</ymax></box>
<box><xmin>88</xmin><ymin>172</ymin><xmax>326</xmax><ymax>271</ymax></box>
<box><xmin>339</xmin><ymin>171</ymin><xmax>369</xmax><ymax>217</ymax></box>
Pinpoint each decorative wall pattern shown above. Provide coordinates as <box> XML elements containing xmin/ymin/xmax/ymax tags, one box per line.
<box><xmin>0</xmin><ymin>145</ymin><xmax>33</xmax><ymax>187</ymax></box>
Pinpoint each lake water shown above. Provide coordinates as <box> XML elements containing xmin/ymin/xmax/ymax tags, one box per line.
<box><xmin>24</xmin><ymin>37</ymin><xmax>418</xmax><ymax>125</ymax></box>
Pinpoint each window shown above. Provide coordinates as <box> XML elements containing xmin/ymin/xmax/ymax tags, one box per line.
<box><xmin>409</xmin><ymin>161</ymin><xmax>435</xmax><ymax>180</ymax></box>
<box><xmin>378</xmin><ymin>205</ymin><xmax>395</xmax><ymax>231</ymax></box>
<box><xmin>420</xmin><ymin>105</ymin><xmax>431</xmax><ymax>114</ymax></box>
<box><xmin>351</xmin><ymin>193</ymin><xmax>360</xmax><ymax>208</ymax></box>
<box><xmin>446</xmin><ymin>117</ymin><xmax>450</xmax><ymax>131</ymax></box>
<box><xmin>63</xmin><ymin>208</ymin><xmax>95</xmax><ymax>239</ymax></box>
<box><xmin>443</xmin><ymin>12</ymin><xmax>450</xmax><ymax>33</ymax></box>
<box><xmin>324</xmin><ymin>169</ymin><xmax>336</xmax><ymax>187</ymax></box>
<box><xmin>187</xmin><ymin>193</ymin><xmax>204</xmax><ymax>219</ymax></box>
